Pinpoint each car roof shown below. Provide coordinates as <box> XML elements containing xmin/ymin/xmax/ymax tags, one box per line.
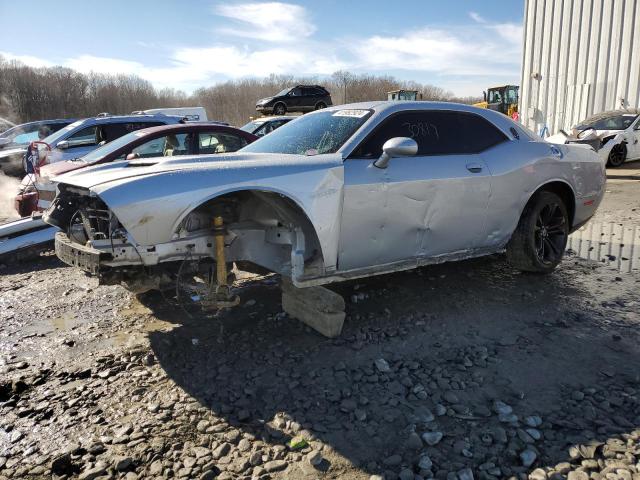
<box><xmin>130</xmin><ymin>123</ymin><xmax>254</xmax><ymax>135</ymax></box>
<box><xmin>88</xmin><ymin>114</ymin><xmax>183</xmax><ymax>123</ymax></box>
<box><xmin>13</xmin><ymin>119</ymin><xmax>75</xmax><ymax>128</ymax></box>
<box><xmin>253</xmin><ymin>115</ymin><xmax>297</xmax><ymax>123</ymax></box>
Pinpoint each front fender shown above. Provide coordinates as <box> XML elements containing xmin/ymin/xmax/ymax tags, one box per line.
<box><xmin>95</xmin><ymin>163</ymin><xmax>345</xmax><ymax>272</ymax></box>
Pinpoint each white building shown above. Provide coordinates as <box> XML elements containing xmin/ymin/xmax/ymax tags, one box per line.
<box><xmin>520</xmin><ymin>0</ymin><xmax>640</xmax><ymax>135</ymax></box>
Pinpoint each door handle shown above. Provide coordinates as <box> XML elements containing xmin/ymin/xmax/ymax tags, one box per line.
<box><xmin>466</xmin><ymin>163</ymin><xmax>483</xmax><ymax>173</ymax></box>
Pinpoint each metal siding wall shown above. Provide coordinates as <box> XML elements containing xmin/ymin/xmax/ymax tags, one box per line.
<box><xmin>520</xmin><ymin>0</ymin><xmax>640</xmax><ymax>135</ymax></box>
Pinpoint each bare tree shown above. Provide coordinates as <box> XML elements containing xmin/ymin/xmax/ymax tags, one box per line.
<box><xmin>0</xmin><ymin>56</ymin><xmax>483</xmax><ymax>127</ymax></box>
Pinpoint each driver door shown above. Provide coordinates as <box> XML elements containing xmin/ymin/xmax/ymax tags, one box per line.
<box><xmin>338</xmin><ymin>110</ymin><xmax>500</xmax><ymax>272</ymax></box>
<box><xmin>287</xmin><ymin>87</ymin><xmax>303</xmax><ymax>110</ymax></box>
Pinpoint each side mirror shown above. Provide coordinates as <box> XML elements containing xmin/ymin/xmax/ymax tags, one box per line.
<box><xmin>57</xmin><ymin>140</ymin><xmax>69</xmax><ymax>150</ymax></box>
<box><xmin>373</xmin><ymin>137</ymin><xmax>418</xmax><ymax>169</ymax></box>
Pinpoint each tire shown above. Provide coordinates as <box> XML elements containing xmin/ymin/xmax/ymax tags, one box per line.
<box><xmin>607</xmin><ymin>143</ymin><xmax>626</xmax><ymax>168</ymax></box>
<box><xmin>506</xmin><ymin>191</ymin><xmax>569</xmax><ymax>273</ymax></box>
<box><xmin>273</xmin><ymin>103</ymin><xmax>287</xmax><ymax>116</ymax></box>
<box><xmin>315</xmin><ymin>102</ymin><xmax>327</xmax><ymax>110</ymax></box>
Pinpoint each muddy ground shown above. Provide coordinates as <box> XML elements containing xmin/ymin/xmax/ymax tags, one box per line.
<box><xmin>0</xmin><ymin>178</ymin><xmax>639</xmax><ymax>480</ymax></box>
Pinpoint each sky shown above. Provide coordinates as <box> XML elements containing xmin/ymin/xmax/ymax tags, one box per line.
<box><xmin>0</xmin><ymin>0</ymin><xmax>524</xmax><ymax>97</ymax></box>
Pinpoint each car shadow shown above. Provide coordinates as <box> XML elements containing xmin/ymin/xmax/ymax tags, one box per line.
<box><xmin>140</xmin><ymin>255</ymin><xmax>640</xmax><ymax>478</ymax></box>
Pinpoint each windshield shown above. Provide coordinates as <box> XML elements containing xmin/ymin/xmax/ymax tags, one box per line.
<box><xmin>240</xmin><ymin>120</ymin><xmax>263</xmax><ymax>132</ymax></box>
<box><xmin>276</xmin><ymin>88</ymin><xmax>291</xmax><ymax>97</ymax></box>
<box><xmin>0</xmin><ymin>124</ymin><xmax>22</xmax><ymax>140</ymax></box>
<box><xmin>576</xmin><ymin>113</ymin><xmax>638</xmax><ymax>131</ymax></box>
<box><xmin>241</xmin><ymin>109</ymin><xmax>372</xmax><ymax>155</ymax></box>
<box><xmin>80</xmin><ymin>129</ymin><xmax>152</xmax><ymax>163</ymax></box>
<box><xmin>43</xmin><ymin>120</ymin><xmax>85</xmax><ymax>145</ymax></box>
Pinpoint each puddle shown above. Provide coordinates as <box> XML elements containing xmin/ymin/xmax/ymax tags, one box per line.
<box><xmin>567</xmin><ymin>221</ymin><xmax>640</xmax><ymax>273</ymax></box>
<box><xmin>107</xmin><ymin>317</ymin><xmax>176</xmax><ymax>348</ymax></box>
<box><xmin>50</xmin><ymin>312</ymin><xmax>81</xmax><ymax>331</ymax></box>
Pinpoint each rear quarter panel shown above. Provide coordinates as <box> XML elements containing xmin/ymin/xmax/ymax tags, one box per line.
<box><xmin>480</xmin><ymin>139</ymin><xmax>605</xmax><ymax>248</ymax></box>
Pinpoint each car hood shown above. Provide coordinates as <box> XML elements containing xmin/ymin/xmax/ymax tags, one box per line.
<box><xmin>0</xmin><ymin>147</ymin><xmax>27</xmax><ymax>159</ymax></box>
<box><xmin>40</xmin><ymin>159</ymin><xmax>88</xmax><ymax>178</ymax></box>
<box><xmin>56</xmin><ymin>152</ymin><xmax>344</xmax><ymax>193</ymax></box>
<box><xmin>573</xmin><ymin>127</ymin><xmax>622</xmax><ymax>136</ymax></box>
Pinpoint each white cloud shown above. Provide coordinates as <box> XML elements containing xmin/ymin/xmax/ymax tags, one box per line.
<box><xmin>350</xmin><ymin>23</ymin><xmax>522</xmax><ymax>77</ymax></box>
<box><xmin>0</xmin><ymin>51</ymin><xmax>54</xmax><ymax>68</ymax></box>
<box><xmin>214</xmin><ymin>2</ymin><xmax>316</xmax><ymax>43</ymax></box>
<box><xmin>0</xmin><ymin>7</ymin><xmax>522</xmax><ymax>97</ymax></box>
<box><xmin>469</xmin><ymin>11</ymin><xmax>487</xmax><ymax>23</ymax></box>
<box><xmin>64</xmin><ymin>55</ymin><xmax>145</xmax><ymax>76</ymax></box>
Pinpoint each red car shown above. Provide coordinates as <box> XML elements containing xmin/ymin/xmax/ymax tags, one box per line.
<box><xmin>16</xmin><ymin>123</ymin><xmax>258</xmax><ymax>217</ymax></box>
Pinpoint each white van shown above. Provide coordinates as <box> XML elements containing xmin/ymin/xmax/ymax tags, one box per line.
<box><xmin>132</xmin><ymin>107</ymin><xmax>208</xmax><ymax>122</ymax></box>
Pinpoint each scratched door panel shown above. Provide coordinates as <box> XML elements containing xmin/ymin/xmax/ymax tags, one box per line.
<box><xmin>338</xmin><ymin>154</ymin><xmax>491</xmax><ymax>271</ymax></box>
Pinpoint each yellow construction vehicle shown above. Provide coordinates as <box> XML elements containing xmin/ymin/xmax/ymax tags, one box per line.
<box><xmin>474</xmin><ymin>85</ymin><xmax>519</xmax><ymax>119</ymax></box>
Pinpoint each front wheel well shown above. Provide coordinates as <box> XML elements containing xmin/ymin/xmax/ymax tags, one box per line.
<box><xmin>177</xmin><ymin>190</ymin><xmax>325</xmax><ymax>278</ymax></box>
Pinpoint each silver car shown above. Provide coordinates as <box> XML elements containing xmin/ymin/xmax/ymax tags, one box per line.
<box><xmin>44</xmin><ymin>101</ymin><xmax>605</xmax><ymax>298</ymax></box>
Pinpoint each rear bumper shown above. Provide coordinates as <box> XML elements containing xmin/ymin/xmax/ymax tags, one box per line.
<box><xmin>55</xmin><ymin>232</ymin><xmax>111</xmax><ymax>275</ymax></box>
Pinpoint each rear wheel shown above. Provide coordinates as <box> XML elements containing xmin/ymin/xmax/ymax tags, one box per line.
<box><xmin>506</xmin><ymin>191</ymin><xmax>569</xmax><ymax>273</ymax></box>
<box><xmin>607</xmin><ymin>143</ymin><xmax>626</xmax><ymax>168</ymax></box>
<box><xmin>315</xmin><ymin>102</ymin><xmax>327</xmax><ymax>110</ymax></box>
<box><xmin>273</xmin><ymin>103</ymin><xmax>287</xmax><ymax>116</ymax></box>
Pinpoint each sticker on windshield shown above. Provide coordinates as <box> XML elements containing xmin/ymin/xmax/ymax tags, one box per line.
<box><xmin>332</xmin><ymin>109</ymin><xmax>369</xmax><ymax>118</ymax></box>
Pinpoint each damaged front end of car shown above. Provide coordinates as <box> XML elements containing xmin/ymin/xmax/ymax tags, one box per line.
<box><xmin>44</xmin><ymin>180</ymin><xmax>328</xmax><ymax>305</ymax></box>
<box><xmin>547</xmin><ymin>130</ymin><xmax>627</xmax><ymax>166</ymax></box>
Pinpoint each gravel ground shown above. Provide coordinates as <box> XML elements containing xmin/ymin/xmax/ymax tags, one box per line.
<box><xmin>0</xmin><ymin>180</ymin><xmax>639</xmax><ymax>480</ymax></box>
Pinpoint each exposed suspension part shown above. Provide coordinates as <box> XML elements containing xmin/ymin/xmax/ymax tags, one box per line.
<box><xmin>205</xmin><ymin>214</ymin><xmax>239</xmax><ymax>309</ymax></box>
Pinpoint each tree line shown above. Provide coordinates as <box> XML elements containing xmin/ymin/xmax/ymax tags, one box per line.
<box><xmin>0</xmin><ymin>56</ymin><xmax>481</xmax><ymax>128</ymax></box>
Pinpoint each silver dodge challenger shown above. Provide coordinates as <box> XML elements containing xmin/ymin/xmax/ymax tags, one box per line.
<box><xmin>44</xmin><ymin>101</ymin><xmax>605</xmax><ymax>303</ymax></box>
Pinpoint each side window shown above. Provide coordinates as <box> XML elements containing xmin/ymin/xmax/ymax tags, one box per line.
<box><xmin>289</xmin><ymin>87</ymin><xmax>302</xmax><ymax>97</ymax></box>
<box><xmin>49</xmin><ymin>123</ymin><xmax>68</xmax><ymax>134</ymax></box>
<box><xmin>352</xmin><ymin>111</ymin><xmax>506</xmax><ymax>158</ymax></box>
<box><xmin>103</xmin><ymin>122</ymin><xmax>164</xmax><ymax>143</ymax></box>
<box><xmin>272</xmin><ymin>120</ymin><xmax>288</xmax><ymax>130</ymax></box>
<box><xmin>253</xmin><ymin>123</ymin><xmax>269</xmax><ymax>137</ymax></box>
<box><xmin>302</xmin><ymin>87</ymin><xmax>316</xmax><ymax>96</ymax></box>
<box><xmin>255</xmin><ymin>120</ymin><xmax>285</xmax><ymax>136</ymax></box>
<box><xmin>131</xmin><ymin>133</ymin><xmax>189</xmax><ymax>158</ymax></box>
<box><xmin>198</xmin><ymin>133</ymin><xmax>248</xmax><ymax>154</ymax></box>
<box><xmin>456</xmin><ymin>113</ymin><xmax>508</xmax><ymax>152</ymax></box>
<box><xmin>66</xmin><ymin>126</ymin><xmax>98</xmax><ymax>148</ymax></box>
<box><xmin>102</xmin><ymin>124</ymin><xmax>129</xmax><ymax>142</ymax></box>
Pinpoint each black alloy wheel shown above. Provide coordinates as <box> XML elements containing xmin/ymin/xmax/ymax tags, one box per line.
<box><xmin>273</xmin><ymin>103</ymin><xmax>286</xmax><ymax>116</ymax></box>
<box><xmin>534</xmin><ymin>202</ymin><xmax>567</xmax><ymax>266</ymax></box>
<box><xmin>607</xmin><ymin>143</ymin><xmax>626</xmax><ymax>168</ymax></box>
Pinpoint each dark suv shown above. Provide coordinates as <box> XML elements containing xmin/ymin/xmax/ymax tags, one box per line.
<box><xmin>255</xmin><ymin>85</ymin><xmax>332</xmax><ymax>115</ymax></box>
